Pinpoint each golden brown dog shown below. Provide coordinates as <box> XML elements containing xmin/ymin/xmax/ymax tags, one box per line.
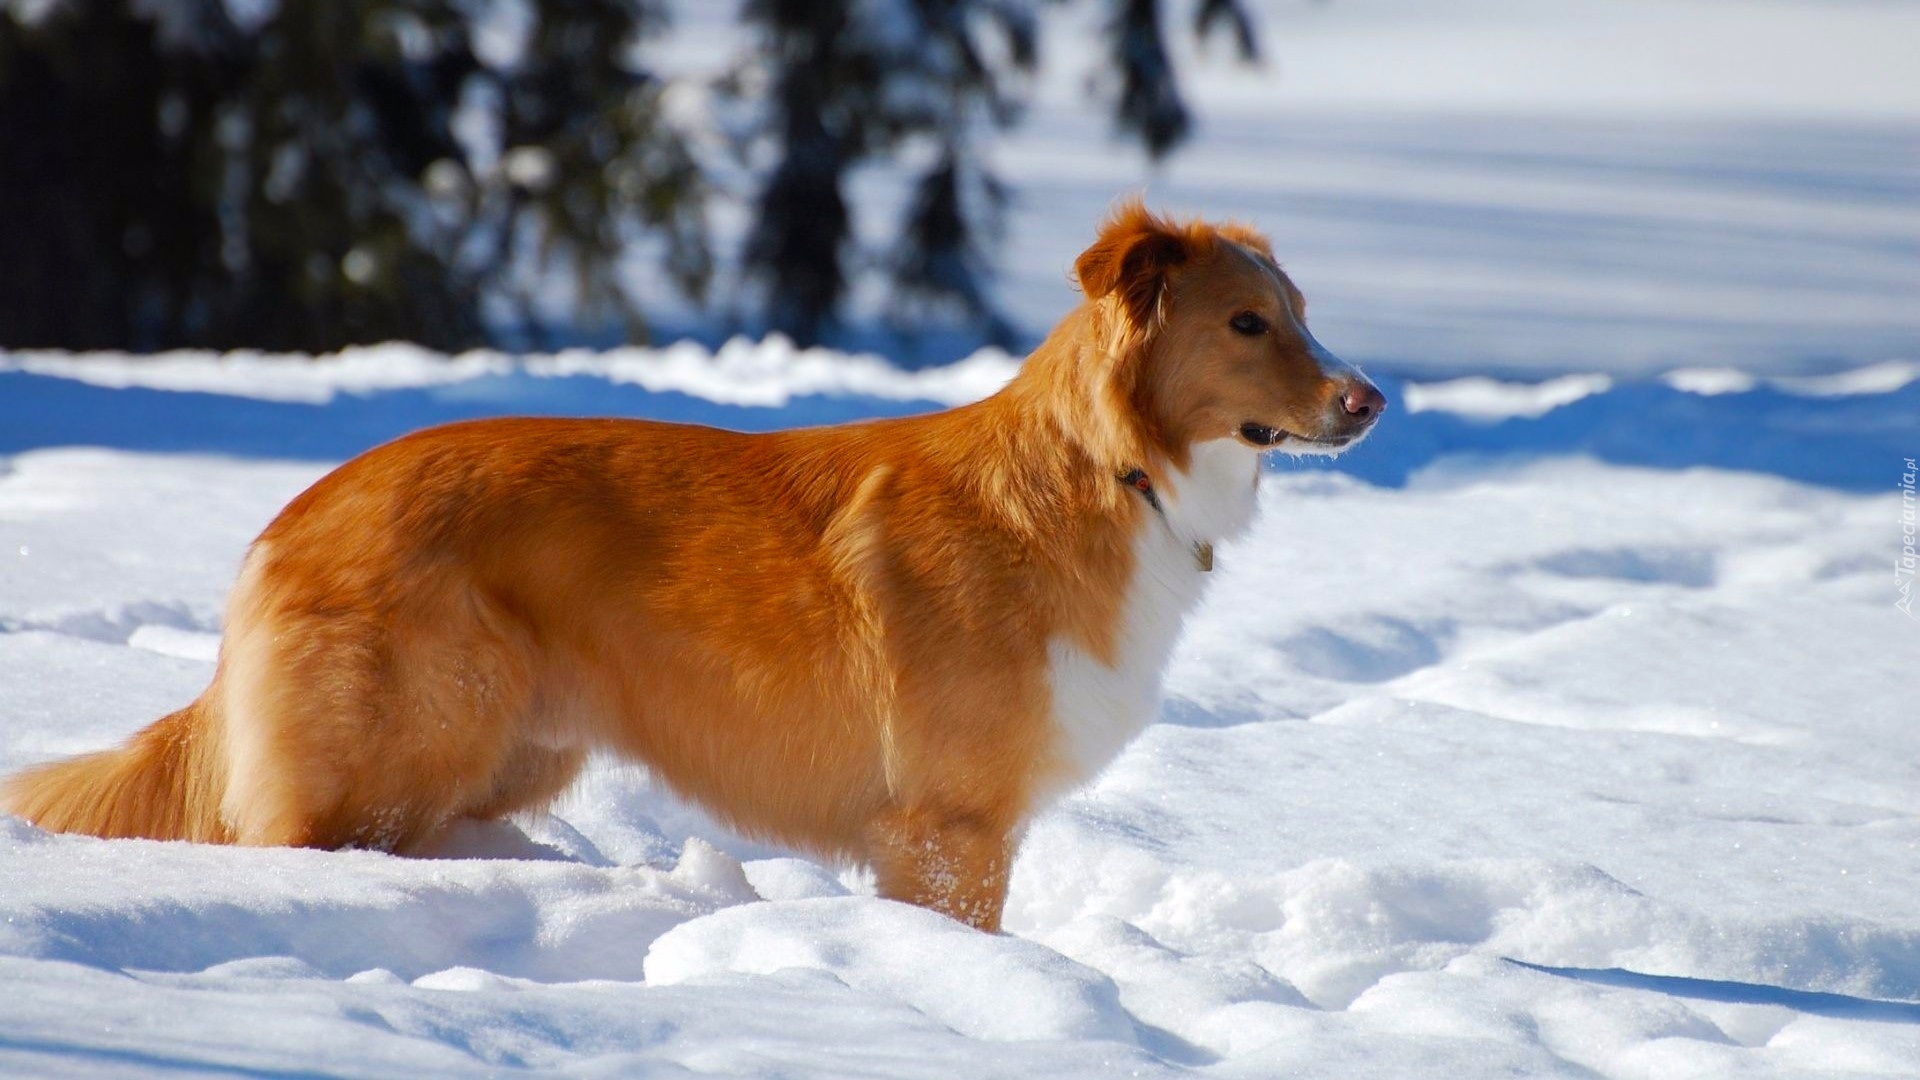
<box><xmin>3</xmin><ymin>202</ymin><xmax>1383</xmax><ymax>931</ymax></box>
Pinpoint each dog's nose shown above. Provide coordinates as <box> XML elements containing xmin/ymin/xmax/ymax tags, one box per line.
<box><xmin>1341</xmin><ymin>381</ymin><xmax>1386</xmax><ymax>422</ymax></box>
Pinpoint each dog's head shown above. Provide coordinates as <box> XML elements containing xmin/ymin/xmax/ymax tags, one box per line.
<box><xmin>1074</xmin><ymin>200</ymin><xmax>1384</xmax><ymax>463</ymax></box>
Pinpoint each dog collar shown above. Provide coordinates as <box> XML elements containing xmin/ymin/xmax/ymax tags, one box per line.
<box><xmin>1118</xmin><ymin>468</ymin><xmax>1214</xmax><ymax>573</ymax></box>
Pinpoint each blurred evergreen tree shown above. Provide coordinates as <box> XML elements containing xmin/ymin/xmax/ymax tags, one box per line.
<box><xmin>0</xmin><ymin>0</ymin><xmax>1259</xmax><ymax>353</ymax></box>
<box><xmin>734</xmin><ymin>0</ymin><xmax>1260</xmax><ymax>347</ymax></box>
<box><xmin>0</xmin><ymin>0</ymin><xmax>706</xmax><ymax>351</ymax></box>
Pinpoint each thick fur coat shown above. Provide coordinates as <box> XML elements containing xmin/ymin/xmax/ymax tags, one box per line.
<box><xmin>4</xmin><ymin>202</ymin><xmax>1382</xmax><ymax>930</ymax></box>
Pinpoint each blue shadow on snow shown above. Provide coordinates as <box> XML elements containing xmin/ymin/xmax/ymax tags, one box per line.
<box><xmin>0</xmin><ymin>367</ymin><xmax>1912</xmax><ymax>492</ymax></box>
<box><xmin>1508</xmin><ymin>959</ymin><xmax>1920</xmax><ymax>1024</ymax></box>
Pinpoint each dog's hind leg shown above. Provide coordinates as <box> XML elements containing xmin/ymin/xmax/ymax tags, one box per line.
<box><xmin>217</xmin><ymin>578</ymin><xmax>548</xmax><ymax>853</ymax></box>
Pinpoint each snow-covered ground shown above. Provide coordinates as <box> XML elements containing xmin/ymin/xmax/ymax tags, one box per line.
<box><xmin>1</xmin><ymin>346</ymin><xmax>1915</xmax><ymax>1078</ymax></box>
<box><xmin>647</xmin><ymin>0</ymin><xmax>1920</xmax><ymax>375</ymax></box>
<box><xmin>5</xmin><ymin>1</ymin><xmax>1919</xmax><ymax>1076</ymax></box>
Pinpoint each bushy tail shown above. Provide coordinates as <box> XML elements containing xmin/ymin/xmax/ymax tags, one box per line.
<box><xmin>2</xmin><ymin>698</ymin><xmax>231</xmax><ymax>843</ymax></box>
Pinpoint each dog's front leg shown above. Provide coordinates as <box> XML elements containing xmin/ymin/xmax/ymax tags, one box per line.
<box><xmin>866</xmin><ymin>805</ymin><xmax>1015</xmax><ymax>932</ymax></box>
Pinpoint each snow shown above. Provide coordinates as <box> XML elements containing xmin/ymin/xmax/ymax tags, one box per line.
<box><xmin>1403</xmin><ymin>373</ymin><xmax>1615</xmax><ymax>419</ymax></box>
<box><xmin>978</xmin><ymin>108</ymin><xmax>1920</xmax><ymax>377</ymax></box>
<box><xmin>1</xmin><ymin>350</ymin><xmax>1915</xmax><ymax>1076</ymax></box>
<box><xmin>1163</xmin><ymin>0</ymin><xmax>1920</xmax><ymax>122</ymax></box>
<box><xmin>0</xmin><ymin>338</ymin><xmax>1023</xmax><ymax>409</ymax></box>
<box><xmin>646</xmin><ymin>898</ymin><xmax>1141</xmax><ymax>1044</ymax></box>
<box><xmin>5</xmin><ymin>1</ymin><xmax>1919</xmax><ymax>1075</ymax></box>
<box><xmin>638</xmin><ymin>0</ymin><xmax>1920</xmax><ymax>376</ymax></box>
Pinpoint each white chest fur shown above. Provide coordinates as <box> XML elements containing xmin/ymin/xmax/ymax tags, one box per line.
<box><xmin>1039</xmin><ymin>440</ymin><xmax>1260</xmax><ymax>802</ymax></box>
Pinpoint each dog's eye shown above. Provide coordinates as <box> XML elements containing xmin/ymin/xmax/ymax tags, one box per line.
<box><xmin>1229</xmin><ymin>311</ymin><xmax>1267</xmax><ymax>336</ymax></box>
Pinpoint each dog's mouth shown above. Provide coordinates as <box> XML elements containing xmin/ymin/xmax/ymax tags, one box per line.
<box><xmin>1238</xmin><ymin>423</ymin><xmax>1352</xmax><ymax>449</ymax></box>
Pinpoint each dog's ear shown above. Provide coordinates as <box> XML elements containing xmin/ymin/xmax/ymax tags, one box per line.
<box><xmin>1075</xmin><ymin>201</ymin><xmax>1188</xmax><ymax>329</ymax></box>
<box><xmin>1216</xmin><ymin>222</ymin><xmax>1273</xmax><ymax>260</ymax></box>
